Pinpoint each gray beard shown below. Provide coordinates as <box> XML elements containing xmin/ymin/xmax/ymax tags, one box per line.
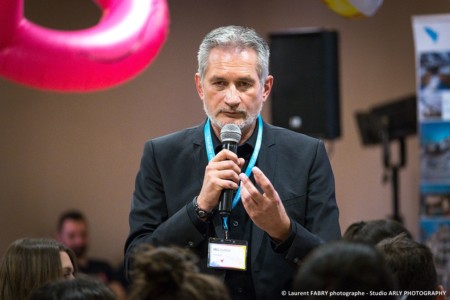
<box><xmin>202</xmin><ymin>103</ymin><xmax>262</xmax><ymax>132</ymax></box>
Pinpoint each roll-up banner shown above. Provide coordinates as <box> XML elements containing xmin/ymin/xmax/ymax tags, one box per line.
<box><xmin>413</xmin><ymin>14</ymin><xmax>450</xmax><ymax>286</ymax></box>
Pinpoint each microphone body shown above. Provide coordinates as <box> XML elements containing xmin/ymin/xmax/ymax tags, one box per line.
<box><xmin>218</xmin><ymin>124</ymin><xmax>241</xmax><ymax>216</ymax></box>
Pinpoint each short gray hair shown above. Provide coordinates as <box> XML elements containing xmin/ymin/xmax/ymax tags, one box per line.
<box><xmin>197</xmin><ymin>25</ymin><xmax>270</xmax><ymax>85</ymax></box>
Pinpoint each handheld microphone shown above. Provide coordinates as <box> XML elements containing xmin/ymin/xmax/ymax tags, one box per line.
<box><xmin>219</xmin><ymin>123</ymin><xmax>242</xmax><ymax>216</ymax></box>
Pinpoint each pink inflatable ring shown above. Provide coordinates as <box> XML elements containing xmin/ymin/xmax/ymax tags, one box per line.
<box><xmin>0</xmin><ymin>0</ymin><xmax>170</xmax><ymax>92</ymax></box>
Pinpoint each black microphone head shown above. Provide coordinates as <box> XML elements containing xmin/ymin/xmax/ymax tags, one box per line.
<box><xmin>220</xmin><ymin>124</ymin><xmax>241</xmax><ymax>144</ymax></box>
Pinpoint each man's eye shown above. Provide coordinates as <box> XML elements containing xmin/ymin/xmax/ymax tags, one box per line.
<box><xmin>238</xmin><ymin>81</ymin><xmax>252</xmax><ymax>89</ymax></box>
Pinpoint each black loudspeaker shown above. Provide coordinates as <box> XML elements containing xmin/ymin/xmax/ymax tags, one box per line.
<box><xmin>269</xmin><ymin>29</ymin><xmax>341</xmax><ymax>139</ymax></box>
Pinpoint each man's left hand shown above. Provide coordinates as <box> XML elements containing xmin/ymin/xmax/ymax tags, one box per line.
<box><xmin>239</xmin><ymin>167</ymin><xmax>291</xmax><ymax>242</ymax></box>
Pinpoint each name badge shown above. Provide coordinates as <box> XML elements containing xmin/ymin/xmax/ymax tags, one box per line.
<box><xmin>207</xmin><ymin>238</ymin><xmax>248</xmax><ymax>271</ymax></box>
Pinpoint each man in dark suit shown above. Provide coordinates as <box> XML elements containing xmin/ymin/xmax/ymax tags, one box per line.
<box><xmin>125</xmin><ymin>25</ymin><xmax>340</xmax><ymax>300</ymax></box>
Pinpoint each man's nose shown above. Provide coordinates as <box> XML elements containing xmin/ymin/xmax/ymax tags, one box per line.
<box><xmin>224</xmin><ymin>86</ymin><xmax>241</xmax><ymax>106</ymax></box>
<box><xmin>74</xmin><ymin>236</ymin><xmax>85</xmax><ymax>245</ymax></box>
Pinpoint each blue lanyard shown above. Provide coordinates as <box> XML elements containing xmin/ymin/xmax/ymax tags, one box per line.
<box><xmin>203</xmin><ymin>115</ymin><xmax>263</xmax><ymax>211</ymax></box>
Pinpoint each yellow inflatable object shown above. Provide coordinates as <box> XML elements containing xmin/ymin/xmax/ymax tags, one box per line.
<box><xmin>323</xmin><ymin>0</ymin><xmax>383</xmax><ymax>19</ymax></box>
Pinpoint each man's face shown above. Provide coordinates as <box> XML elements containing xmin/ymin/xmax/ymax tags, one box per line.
<box><xmin>195</xmin><ymin>47</ymin><xmax>273</xmax><ymax>135</ymax></box>
<box><xmin>58</xmin><ymin>220</ymin><xmax>88</xmax><ymax>258</ymax></box>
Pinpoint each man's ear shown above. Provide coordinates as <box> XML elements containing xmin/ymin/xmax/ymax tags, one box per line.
<box><xmin>262</xmin><ymin>75</ymin><xmax>273</xmax><ymax>103</ymax></box>
<box><xmin>195</xmin><ymin>73</ymin><xmax>204</xmax><ymax>100</ymax></box>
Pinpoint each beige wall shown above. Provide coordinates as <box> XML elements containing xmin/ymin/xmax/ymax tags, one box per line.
<box><xmin>1</xmin><ymin>0</ymin><xmax>449</xmax><ymax>265</ymax></box>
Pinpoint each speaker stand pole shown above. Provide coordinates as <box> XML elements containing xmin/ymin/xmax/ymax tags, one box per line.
<box><xmin>381</xmin><ymin>131</ymin><xmax>405</xmax><ymax>223</ymax></box>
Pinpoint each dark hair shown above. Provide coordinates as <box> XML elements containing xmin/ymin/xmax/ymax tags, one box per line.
<box><xmin>343</xmin><ymin>219</ymin><xmax>412</xmax><ymax>244</ymax></box>
<box><xmin>29</xmin><ymin>274</ymin><xmax>116</xmax><ymax>300</ymax></box>
<box><xmin>57</xmin><ymin>210</ymin><xmax>87</xmax><ymax>232</ymax></box>
<box><xmin>128</xmin><ymin>245</ymin><xmax>230</xmax><ymax>300</ymax></box>
<box><xmin>0</xmin><ymin>238</ymin><xmax>78</xmax><ymax>300</ymax></box>
<box><xmin>377</xmin><ymin>233</ymin><xmax>438</xmax><ymax>300</ymax></box>
<box><xmin>293</xmin><ymin>241</ymin><xmax>396</xmax><ymax>299</ymax></box>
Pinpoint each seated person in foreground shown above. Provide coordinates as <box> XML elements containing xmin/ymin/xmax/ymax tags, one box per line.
<box><xmin>0</xmin><ymin>237</ymin><xmax>77</xmax><ymax>300</ymax></box>
<box><xmin>343</xmin><ymin>218</ymin><xmax>412</xmax><ymax>244</ymax></box>
<box><xmin>293</xmin><ymin>240</ymin><xmax>396</xmax><ymax>299</ymax></box>
<box><xmin>377</xmin><ymin>233</ymin><xmax>446</xmax><ymax>300</ymax></box>
<box><xmin>29</xmin><ymin>273</ymin><xmax>116</xmax><ymax>300</ymax></box>
<box><xmin>128</xmin><ymin>245</ymin><xmax>231</xmax><ymax>300</ymax></box>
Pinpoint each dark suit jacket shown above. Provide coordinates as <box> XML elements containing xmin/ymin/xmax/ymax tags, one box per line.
<box><xmin>125</xmin><ymin>120</ymin><xmax>340</xmax><ymax>299</ymax></box>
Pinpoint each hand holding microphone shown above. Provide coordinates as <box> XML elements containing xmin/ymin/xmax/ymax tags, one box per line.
<box><xmin>196</xmin><ymin>123</ymin><xmax>242</xmax><ymax>217</ymax></box>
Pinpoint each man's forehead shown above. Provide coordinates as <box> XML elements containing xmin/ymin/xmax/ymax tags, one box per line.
<box><xmin>205</xmin><ymin>49</ymin><xmax>258</xmax><ymax>78</ymax></box>
<box><xmin>61</xmin><ymin>219</ymin><xmax>87</xmax><ymax>231</ymax></box>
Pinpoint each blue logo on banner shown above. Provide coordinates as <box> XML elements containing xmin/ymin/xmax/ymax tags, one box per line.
<box><xmin>424</xmin><ymin>26</ymin><xmax>439</xmax><ymax>43</ymax></box>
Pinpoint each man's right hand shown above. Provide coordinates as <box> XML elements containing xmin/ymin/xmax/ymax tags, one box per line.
<box><xmin>197</xmin><ymin>149</ymin><xmax>245</xmax><ymax>212</ymax></box>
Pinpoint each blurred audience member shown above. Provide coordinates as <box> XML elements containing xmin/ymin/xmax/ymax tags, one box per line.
<box><xmin>293</xmin><ymin>240</ymin><xmax>396</xmax><ymax>299</ymax></box>
<box><xmin>29</xmin><ymin>273</ymin><xmax>116</xmax><ymax>300</ymax></box>
<box><xmin>56</xmin><ymin>210</ymin><xmax>127</xmax><ymax>299</ymax></box>
<box><xmin>377</xmin><ymin>233</ymin><xmax>445</xmax><ymax>300</ymax></box>
<box><xmin>343</xmin><ymin>219</ymin><xmax>412</xmax><ymax>244</ymax></box>
<box><xmin>128</xmin><ymin>245</ymin><xmax>230</xmax><ymax>300</ymax></box>
<box><xmin>0</xmin><ymin>238</ymin><xmax>77</xmax><ymax>300</ymax></box>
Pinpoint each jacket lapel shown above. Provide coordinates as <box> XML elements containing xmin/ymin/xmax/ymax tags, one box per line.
<box><xmin>193</xmin><ymin>120</ymin><xmax>209</xmax><ymax>190</ymax></box>
<box><xmin>250</xmin><ymin>122</ymin><xmax>277</xmax><ymax>269</ymax></box>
